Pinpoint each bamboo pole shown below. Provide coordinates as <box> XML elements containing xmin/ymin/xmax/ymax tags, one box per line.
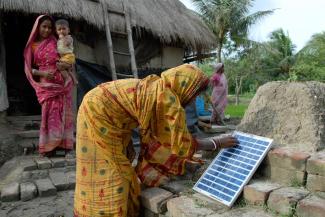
<box><xmin>101</xmin><ymin>1</ymin><xmax>117</xmax><ymax>80</ymax></box>
<box><xmin>123</xmin><ymin>0</ymin><xmax>138</xmax><ymax>78</ymax></box>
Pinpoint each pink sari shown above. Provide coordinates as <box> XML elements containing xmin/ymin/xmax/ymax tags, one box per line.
<box><xmin>24</xmin><ymin>15</ymin><xmax>74</xmax><ymax>154</ymax></box>
<box><xmin>211</xmin><ymin>66</ymin><xmax>228</xmax><ymax>120</ymax></box>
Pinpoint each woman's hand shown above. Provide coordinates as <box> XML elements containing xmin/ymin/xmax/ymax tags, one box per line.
<box><xmin>212</xmin><ymin>136</ymin><xmax>239</xmax><ymax>149</ymax></box>
<box><xmin>44</xmin><ymin>71</ymin><xmax>54</xmax><ymax>80</ymax></box>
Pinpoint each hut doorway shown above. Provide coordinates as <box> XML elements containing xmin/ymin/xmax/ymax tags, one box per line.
<box><xmin>3</xmin><ymin>14</ymin><xmax>40</xmax><ymax>115</ymax></box>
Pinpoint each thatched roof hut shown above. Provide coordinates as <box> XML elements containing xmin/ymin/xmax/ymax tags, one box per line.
<box><xmin>0</xmin><ymin>0</ymin><xmax>216</xmax><ymax>116</ymax></box>
<box><xmin>0</xmin><ymin>0</ymin><xmax>215</xmax><ymax>50</ymax></box>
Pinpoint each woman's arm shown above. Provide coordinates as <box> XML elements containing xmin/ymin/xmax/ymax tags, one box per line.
<box><xmin>32</xmin><ymin>69</ymin><xmax>54</xmax><ymax>80</ymax></box>
<box><xmin>196</xmin><ymin>136</ymin><xmax>239</xmax><ymax>151</ymax></box>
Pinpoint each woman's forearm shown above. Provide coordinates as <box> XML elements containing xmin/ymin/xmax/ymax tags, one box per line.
<box><xmin>196</xmin><ymin>138</ymin><xmax>215</xmax><ymax>151</ymax></box>
<box><xmin>32</xmin><ymin>69</ymin><xmax>43</xmax><ymax>77</ymax></box>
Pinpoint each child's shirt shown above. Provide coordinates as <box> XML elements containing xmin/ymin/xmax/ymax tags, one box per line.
<box><xmin>57</xmin><ymin>35</ymin><xmax>74</xmax><ymax>55</ymax></box>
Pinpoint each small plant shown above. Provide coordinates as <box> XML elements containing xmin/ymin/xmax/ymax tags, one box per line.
<box><xmin>234</xmin><ymin>197</ymin><xmax>247</xmax><ymax>208</ymax></box>
<box><xmin>290</xmin><ymin>178</ymin><xmax>303</xmax><ymax>188</ymax></box>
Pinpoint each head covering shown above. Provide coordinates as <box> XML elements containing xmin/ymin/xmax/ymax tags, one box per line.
<box><xmin>160</xmin><ymin>64</ymin><xmax>209</xmax><ymax>106</ymax></box>
<box><xmin>211</xmin><ymin>63</ymin><xmax>224</xmax><ymax>86</ymax></box>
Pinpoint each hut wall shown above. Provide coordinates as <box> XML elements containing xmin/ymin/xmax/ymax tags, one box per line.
<box><xmin>148</xmin><ymin>47</ymin><xmax>184</xmax><ymax>68</ymax></box>
<box><xmin>74</xmin><ymin>39</ymin><xmax>97</xmax><ymax>64</ymax></box>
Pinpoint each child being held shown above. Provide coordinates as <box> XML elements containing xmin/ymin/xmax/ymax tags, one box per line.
<box><xmin>55</xmin><ymin>19</ymin><xmax>78</xmax><ymax>84</ymax></box>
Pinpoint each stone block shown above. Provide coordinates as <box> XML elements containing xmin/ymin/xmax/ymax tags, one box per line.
<box><xmin>306</xmin><ymin>151</ymin><xmax>325</xmax><ymax>176</ymax></box>
<box><xmin>265</xmin><ymin>148</ymin><xmax>310</xmax><ymax>171</ymax></box>
<box><xmin>49</xmin><ymin>171</ymin><xmax>69</xmax><ymax>191</ymax></box>
<box><xmin>263</xmin><ymin>165</ymin><xmax>306</xmax><ymax>186</ymax></box>
<box><xmin>192</xmin><ymin>193</ymin><xmax>228</xmax><ymax>214</ymax></box>
<box><xmin>267</xmin><ymin>187</ymin><xmax>309</xmax><ymax>216</ymax></box>
<box><xmin>296</xmin><ymin>196</ymin><xmax>325</xmax><ymax>217</ymax></box>
<box><xmin>20</xmin><ymin>182</ymin><xmax>37</xmax><ymax>201</ymax></box>
<box><xmin>35</xmin><ymin>178</ymin><xmax>57</xmax><ymax>197</ymax></box>
<box><xmin>20</xmin><ymin>158</ymin><xmax>37</xmax><ymax>171</ymax></box>
<box><xmin>161</xmin><ymin>180</ymin><xmax>189</xmax><ymax>194</ymax></box>
<box><xmin>35</xmin><ymin>157</ymin><xmax>52</xmax><ymax>169</ymax></box>
<box><xmin>243</xmin><ymin>180</ymin><xmax>281</xmax><ymax>205</ymax></box>
<box><xmin>51</xmin><ymin>157</ymin><xmax>66</xmax><ymax>168</ymax></box>
<box><xmin>141</xmin><ymin>187</ymin><xmax>174</xmax><ymax>214</ymax></box>
<box><xmin>0</xmin><ymin>182</ymin><xmax>20</xmax><ymax>202</ymax></box>
<box><xmin>167</xmin><ymin>196</ymin><xmax>214</xmax><ymax>217</ymax></box>
<box><xmin>306</xmin><ymin>174</ymin><xmax>325</xmax><ymax>192</ymax></box>
<box><xmin>21</xmin><ymin>170</ymin><xmax>49</xmax><ymax>182</ymax></box>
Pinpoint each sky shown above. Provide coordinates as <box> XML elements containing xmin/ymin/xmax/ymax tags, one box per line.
<box><xmin>179</xmin><ymin>0</ymin><xmax>325</xmax><ymax>51</ymax></box>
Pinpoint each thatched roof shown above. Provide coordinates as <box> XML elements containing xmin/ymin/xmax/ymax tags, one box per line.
<box><xmin>0</xmin><ymin>0</ymin><xmax>216</xmax><ymax>50</ymax></box>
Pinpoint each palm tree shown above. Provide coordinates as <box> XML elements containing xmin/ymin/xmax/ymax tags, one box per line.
<box><xmin>192</xmin><ymin>0</ymin><xmax>274</xmax><ymax>62</ymax></box>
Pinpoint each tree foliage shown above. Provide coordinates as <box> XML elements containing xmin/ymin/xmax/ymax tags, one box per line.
<box><xmin>290</xmin><ymin>32</ymin><xmax>325</xmax><ymax>81</ymax></box>
<box><xmin>192</xmin><ymin>0</ymin><xmax>274</xmax><ymax>62</ymax></box>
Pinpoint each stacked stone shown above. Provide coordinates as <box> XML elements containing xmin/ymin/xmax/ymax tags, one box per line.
<box><xmin>306</xmin><ymin>151</ymin><xmax>325</xmax><ymax>192</ymax></box>
<box><xmin>0</xmin><ymin>156</ymin><xmax>76</xmax><ymax>202</ymax></box>
<box><xmin>262</xmin><ymin>147</ymin><xmax>310</xmax><ymax>186</ymax></box>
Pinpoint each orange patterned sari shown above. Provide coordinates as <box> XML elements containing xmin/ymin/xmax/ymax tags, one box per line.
<box><xmin>74</xmin><ymin>64</ymin><xmax>209</xmax><ymax>217</ymax></box>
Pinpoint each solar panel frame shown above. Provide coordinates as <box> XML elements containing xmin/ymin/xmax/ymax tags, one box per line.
<box><xmin>193</xmin><ymin>131</ymin><xmax>273</xmax><ymax>207</ymax></box>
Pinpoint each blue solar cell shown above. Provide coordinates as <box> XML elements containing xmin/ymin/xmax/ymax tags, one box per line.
<box><xmin>194</xmin><ymin>131</ymin><xmax>273</xmax><ymax>206</ymax></box>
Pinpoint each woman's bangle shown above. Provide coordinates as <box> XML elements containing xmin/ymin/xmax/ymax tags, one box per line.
<box><xmin>32</xmin><ymin>69</ymin><xmax>37</xmax><ymax>75</ymax></box>
<box><xmin>209</xmin><ymin>138</ymin><xmax>218</xmax><ymax>151</ymax></box>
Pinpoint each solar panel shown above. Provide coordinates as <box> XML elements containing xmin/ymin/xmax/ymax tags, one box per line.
<box><xmin>193</xmin><ymin>131</ymin><xmax>273</xmax><ymax>207</ymax></box>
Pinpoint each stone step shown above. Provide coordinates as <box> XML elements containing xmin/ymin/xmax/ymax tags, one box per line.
<box><xmin>0</xmin><ymin>156</ymin><xmax>76</xmax><ymax>202</ymax></box>
<box><xmin>15</xmin><ymin>130</ymin><xmax>39</xmax><ymax>138</ymax></box>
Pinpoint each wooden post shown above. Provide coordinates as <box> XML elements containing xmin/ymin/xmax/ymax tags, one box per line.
<box><xmin>0</xmin><ymin>14</ymin><xmax>9</xmax><ymax>115</ymax></box>
<box><xmin>123</xmin><ymin>0</ymin><xmax>138</xmax><ymax>78</ymax></box>
<box><xmin>101</xmin><ymin>1</ymin><xmax>117</xmax><ymax>80</ymax></box>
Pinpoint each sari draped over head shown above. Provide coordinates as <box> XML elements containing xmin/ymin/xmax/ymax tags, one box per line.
<box><xmin>210</xmin><ymin>63</ymin><xmax>228</xmax><ymax>119</ymax></box>
<box><xmin>74</xmin><ymin>64</ymin><xmax>209</xmax><ymax>217</ymax></box>
<box><xmin>24</xmin><ymin>15</ymin><xmax>74</xmax><ymax>154</ymax></box>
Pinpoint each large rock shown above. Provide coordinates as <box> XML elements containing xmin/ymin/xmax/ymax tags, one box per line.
<box><xmin>237</xmin><ymin>81</ymin><xmax>325</xmax><ymax>152</ymax></box>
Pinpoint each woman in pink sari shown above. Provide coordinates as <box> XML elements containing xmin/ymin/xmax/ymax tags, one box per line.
<box><xmin>210</xmin><ymin>63</ymin><xmax>228</xmax><ymax>124</ymax></box>
<box><xmin>24</xmin><ymin>15</ymin><xmax>74</xmax><ymax>156</ymax></box>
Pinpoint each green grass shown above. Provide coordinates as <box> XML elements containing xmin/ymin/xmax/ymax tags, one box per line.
<box><xmin>225</xmin><ymin>104</ymin><xmax>248</xmax><ymax>118</ymax></box>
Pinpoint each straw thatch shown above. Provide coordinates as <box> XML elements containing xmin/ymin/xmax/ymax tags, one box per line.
<box><xmin>0</xmin><ymin>0</ymin><xmax>216</xmax><ymax>50</ymax></box>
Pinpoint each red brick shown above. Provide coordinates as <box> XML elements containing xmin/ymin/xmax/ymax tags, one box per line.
<box><xmin>243</xmin><ymin>181</ymin><xmax>281</xmax><ymax>205</ymax></box>
<box><xmin>263</xmin><ymin>165</ymin><xmax>306</xmax><ymax>185</ymax></box>
<box><xmin>306</xmin><ymin>174</ymin><xmax>325</xmax><ymax>192</ymax></box>
<box><xmin>265</xmin><ymin>148</ymin><xmax>310</xmax><ymax>171</ymax></box>
<box><xmin>296</xmin><ymin>196</ymin><xmax>325</xmax><ymax>217</ymax></box>
<box><xmin>267</xmin><ymin>187</ymin><xmax>309</xmax><ymax>216</ymax></box>
<box><xmin>306</xmin><ymin>151</ymin><xmax>325</xmax><ymax>176</ymax></box>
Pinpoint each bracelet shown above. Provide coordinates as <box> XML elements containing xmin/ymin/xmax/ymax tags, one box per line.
<box><xmin>32</xmin><ymin>69</ymin><xmax>37</xmax><ymax>75</ymax></box>
<box><xmin>209</xmin><ymin>138</ymin><xmax>218</xmax><ymax>151</ymax></box>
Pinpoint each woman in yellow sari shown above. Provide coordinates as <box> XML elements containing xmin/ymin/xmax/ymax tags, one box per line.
<box><xmin>74</xmin><ymin>64</ymin><xmax>238</xmax><ymax>217</ymax></box>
